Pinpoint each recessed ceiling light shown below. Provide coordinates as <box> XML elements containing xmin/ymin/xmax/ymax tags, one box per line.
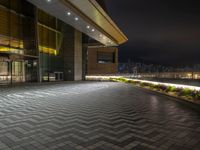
<box><xmin>99</xmin><ymin>34</ymin><xmax>103</xmax><ymax>37</ymax></box>
<box><xmin>92</xmin><ymin>29</ymin><xmax>95</xmax><ymax>32</ymax></box>
<box><xmin>47</xmin><ymin>0</ymin><xmax>51</xmax><ymax>2</ymax></box>
<box><xmin>67</xmin><ymin>12</ymin><xmax>71</xmax><ymax>16</ymax></box>
<box><xmin>75</xmin><ymin>17</ymin><xmax>79</xmax><ymax>21</ymax></box>
<box><xmin>87</xmin><ymin>25</ymin><xmax>90</xmax><ymax>29</ymax></box>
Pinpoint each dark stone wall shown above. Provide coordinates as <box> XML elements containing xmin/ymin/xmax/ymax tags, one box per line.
<box><xmin>61</xmin><ymin>24</ymin><xmax>75</xmax><ymax>81</ymax></box>
<box><xmin>61</xmin><ymin>24</ymin><xmax>83</xmax><ymax>81</ymax></box>
<box><xmin>87</xmin><ymin>47</ymin><xmax>118</xmax><ymax>75</ymax></box>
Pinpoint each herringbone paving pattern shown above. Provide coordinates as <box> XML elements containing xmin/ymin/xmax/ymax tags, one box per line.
<box><xmin>0</xmin><ymin>81</ymin><xmax>200</xmax><ymax>150</ymax></box>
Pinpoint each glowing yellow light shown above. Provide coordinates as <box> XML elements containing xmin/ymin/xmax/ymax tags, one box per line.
<box><xmin>0</xmin><ymin>46</ymin><xmax>24</xmax><ymax>54</ymax></box>
<box><xmin>54</xmin><ymin>50</ymin><xmax>57</xmax><ymax>55</ymax></box>
<box><xmin>0</xmin><ymin>36</ymin><xmax>24</xmax><ymax>49</ymax></box>
<box><xmin>39</xmin><ymin>46</ymin><xmax>58</xmax><ymax>56</ymax></box>
<box><xmin>86</xmin><ymin>75</ymin><xmax>200</xmax><ymax>91</ymax></box>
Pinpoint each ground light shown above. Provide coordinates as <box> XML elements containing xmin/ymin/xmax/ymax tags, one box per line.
<box><xmin>86</xmin><ymin>75</ymin><xmax>200</xmax><ymax>91</ymax></box>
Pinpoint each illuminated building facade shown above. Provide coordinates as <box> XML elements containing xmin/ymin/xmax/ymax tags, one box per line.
<box><xmin>0</xmin><ymin>0</ymin><xmax>127</xmax><ymax>84</ymax></box>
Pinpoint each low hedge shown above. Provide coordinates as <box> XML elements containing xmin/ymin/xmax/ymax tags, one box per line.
<box><xmin>109</xmin><ymin>77</ymin><xmax>200</xmax><ymax>101</ymax></box>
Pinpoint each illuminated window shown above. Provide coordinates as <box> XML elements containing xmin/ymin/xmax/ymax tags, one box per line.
<box><xmin>97</xmin><ymin>52</ymin><xmax>115</xmax><ymax>64</ymax></box>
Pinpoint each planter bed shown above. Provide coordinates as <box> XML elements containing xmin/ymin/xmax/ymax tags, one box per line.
<box><xmin>109</xmin><ymin>77</ymin><xmax>200</xmax><ymax>105</ymax></box>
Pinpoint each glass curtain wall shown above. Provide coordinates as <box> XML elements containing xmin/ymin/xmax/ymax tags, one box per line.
<box><xmin>0</xmin><ymin>0</ymin><xmax>37</xmax><ymax>83</ymax></box>
<box><xmin>38</xmin><ymin>9</ymin><xmax>64</xmax><ymax>82</ymax></box>
<box><xmin>0</xmin><ymin>0</ymin><xmax>36</xmax><ymax>55</ymax></box>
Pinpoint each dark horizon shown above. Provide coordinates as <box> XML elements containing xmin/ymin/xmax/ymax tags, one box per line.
<box><xmin>105</xmin><ymin>0</ymin><xmax>200</xmax><ymax>67</ymax></box>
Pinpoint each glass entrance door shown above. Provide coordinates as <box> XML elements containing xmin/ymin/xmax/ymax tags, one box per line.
<box><xmin>25</xmin><ymin>60</ymin><xmax>38</xmax><ymax>82</ymax></box>
<box><xmin>0</xmin><ymin>61</ymin><xmax>9</xmax><ymax>84</ymax></box>
<box><xmin>0</xmin><ymin>61</ymin><xmax>26</xmax><ymax>84</ymax></box>
<box><xmin>12</xmin><ymin>61</ymin><xmax>25</xmax><ymax>83</ymax></box>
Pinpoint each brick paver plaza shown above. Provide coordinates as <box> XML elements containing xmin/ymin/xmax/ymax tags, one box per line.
<box><xmin>0</xmin><ymin>82</ymin><xmax>200</xmax><ymax>150</ymax></box>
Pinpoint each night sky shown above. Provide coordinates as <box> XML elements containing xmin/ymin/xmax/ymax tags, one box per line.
<box><xmin>105</xmin><ymin>0</ymin><xmax>200</xmax><ymax>66</ymax></box>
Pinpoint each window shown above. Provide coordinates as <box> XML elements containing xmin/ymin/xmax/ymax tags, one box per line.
<box><xmin>97</xmin><ymin>52</ymin><xmax>115</xmax><ymax>64</ymax></box>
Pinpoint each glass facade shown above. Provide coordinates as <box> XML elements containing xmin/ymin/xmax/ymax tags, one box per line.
<box><xmin>0</xmin><ymin>0</ymin><xmax>36</xmax><ymax>56</ymax></box>
<box><xmin>0</xmin><ymin>0</ymin><xmax>87</xmax><ymax>84</ymax></box>
<box><xmin>0</xmin><ymin>0</ymin><xmax>67</xmax><ymax>84</ymax></box>
<box><xmin>0</xmin><ymin>0</ymin><xmax>37</xmax><ymax>84</ymax></box>
<box><xmin>38</xmin><ymin>9</ymin><xmax>64</xmax><ymax>82</ymax></box>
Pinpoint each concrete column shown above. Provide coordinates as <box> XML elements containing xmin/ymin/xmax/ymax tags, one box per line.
<box><xmin>62</xmin><ymin>24</ymin><xmax>83</xmax><ymax>81</ymax></box>
<box><xmin>74</xmin><ymin>30</ymin><xmax>82</xmax><ymax>81</ymax></box>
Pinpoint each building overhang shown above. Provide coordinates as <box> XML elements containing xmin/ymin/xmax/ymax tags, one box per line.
<box><xmin>27</xmin><ymin>0</ymin><xmax>128</xmax><ymax>46</ymax></box>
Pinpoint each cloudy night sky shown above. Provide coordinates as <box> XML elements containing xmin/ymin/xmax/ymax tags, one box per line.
<box><xmin>105</xmin><ymin>0</ymin><xmax>200</xmax><ymax>66</ymax></box>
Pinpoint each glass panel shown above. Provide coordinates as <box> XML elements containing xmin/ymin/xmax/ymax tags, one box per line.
<box><xmin>38</xmin><ymin>9</ymin><xmax>56</xmax><ymax>29</ymax></box>
<box><xmin>25</xmin><ymin>60</ymin><xmax>38</xmax><ymax>82</ymax></box>
<box><xmin>0</xmin><ymin>1</ymin><xmax>36</xmax><ymax>56</ymax></box>
<box><xmin>38</xmin><ymin>25</ymin><xmax>56</xmax><ymax>53</ymax></box>
<box><xmin>38</xmin><ymin>9</ymin><xmax>64</xmax><ymax>82</ymax></box>
<box><xmin>0</xmin><ymin>0</ymin><xmax>37</xmax><ymax>83</ymax></box>
<box><xmin>12</xmin><ymin>61</ymin><xmax>24</xmax><ymax>83</ymax></box>
<box><xmin>12</xmin><ymin>61</ymin><xmax>22</xmax><ymax>76</ymax></box>
<box><xmin>0</xmin><ymin>62</ymin><xmax>8</xmax><ymax>76</ymax></box>
<box><xmin>0</xmin><ymin>8</ymin><xmax>10</xmax><ymax>37</ymax></box>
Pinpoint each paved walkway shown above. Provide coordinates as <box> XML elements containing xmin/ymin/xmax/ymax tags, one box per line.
<box><xmin>0</xmin><ymin>81</ymin><xmax>200</xmax><ymax>150</ymax></box>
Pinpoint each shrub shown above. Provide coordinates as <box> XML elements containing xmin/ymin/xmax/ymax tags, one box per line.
<box><xmin>109</xmin><ymin>77</ymin><xmax>117</xmax><ymax>82</ymax></box>
<box><xmin>126</xmin><ymin>80</ymin><xmax>133</xmax><ymax>83</ymax></box>
<box><xmin>149</xmin><ymin>84</ymin><xmax>157</xmax><ymax>89</ymax></box>
<box><xmin>166</xmin><ymin>86</ymin><xmax>177</xmax><ymax>93</ymax></box>
<box><xmin>152</xmin><ymin>84</ymin><xmax>159</xmax><ymax>89</ymax></box>
<box><xmin>180</xmin><ymin>88</ymin><xmax>193</xmax><ymax>97</ymax></box>
<box><xmin>110</xmin><ymin>77</ymin><xmax>200</xmax><ymax>101</ymax></box>
<box><xmin>129</xmin><ymin>80</ymin><xmax>137</xmax><ymax>84</ymax></box>
<box><xmin>156</xmin><ymin>85</ymin><xmax>168</xmax><ymax>91</ymax></box>
<box><xmin>117</xmin><ymin>77</ymin><xmax>127</xmax><ymax>82</ymax></box>
<box><xmin>140</xmin><ymin>82</ymin><xmax>151</xmax><ymax>87</ymax></box>
<box><xmin>190</xmin><ymin>91</ymin><xmax>200</xmax><ymax>100</ymax></box>
<box><xmin>134</xmin><ymin>81</ymin><xmax>141</xmax><ymax>85</ymax></box>
<box><xmin>175</xmin><ymin>88</ymin><xmax>183</xmax><ymax>93</ymax></box>
<box><xmin>196</xmin><ymin>92</ymin><xmax>200</xmax><ymax>100</ymax></box>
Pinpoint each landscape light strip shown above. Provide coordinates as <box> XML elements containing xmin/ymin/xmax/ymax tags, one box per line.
<box><xmin>86</xmin><ymin>75</ymin><xmax>200</xmax><ymax>91</ymax></box>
